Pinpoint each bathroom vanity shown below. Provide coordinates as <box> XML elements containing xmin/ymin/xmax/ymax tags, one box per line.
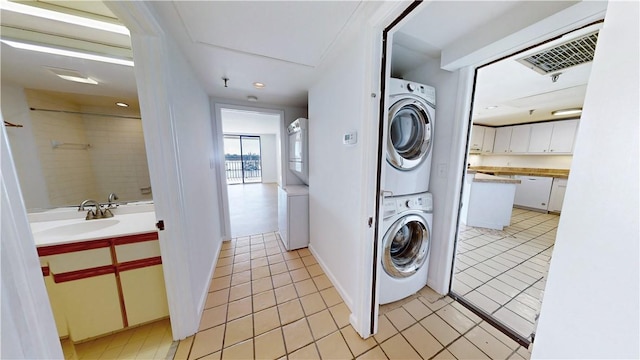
<box><xmin>31</xmin><ymin>204</ymin><xmax>169</xmax><ymax>342</ymax></box>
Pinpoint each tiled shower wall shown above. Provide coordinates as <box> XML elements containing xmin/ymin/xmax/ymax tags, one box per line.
<box><xmin>24</xmin><ymin>90</ymin><xmax>151</xmax><ymax>207</ymax></box>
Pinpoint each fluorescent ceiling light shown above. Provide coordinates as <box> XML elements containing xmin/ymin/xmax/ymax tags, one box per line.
<box><xmin>552</xmin><ymin>108</ymin><xmax>582</xmax><ymax>116</ymax></box>
<box><xmin>116</xmin><ymin>102</ymin><xmax>129</xmax><ymax>107</ymax></box>
<box><xmin>0</xmin><ymin>0</ymin><xmax>129</xmax><ymax>36</ymax></box>
<box><xmin>1</xmin><ymin>39</ymin><xmax>134</xmax><ymax>66</ymax></box>
<box><xmin>56</xmin><ymin>74</ymin><xmax>98</xmax><ymax>84</ymax></box>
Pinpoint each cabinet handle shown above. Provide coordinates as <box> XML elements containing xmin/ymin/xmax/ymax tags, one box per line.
<box><xmin>550</xmin><ymin>149</ymin><xmax>554</xmax><ymax>152</ymax></box>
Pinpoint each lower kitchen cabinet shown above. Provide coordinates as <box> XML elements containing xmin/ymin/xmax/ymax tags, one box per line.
<box><xmin>514</xmin><ymin>175</ymin><xmax>553</xmax><ymax>211</ymax></box>
<box><xmin>120</xmin><ymin>265</ymin><xmax>169</xmax><ymax>326</ymax></box>
<box><xmin>57</xmin><ymin>274</ymin><xmax>124</xmax><ymax>341</ymax></box>
<box><xmin>548</xmin><ymin>178</ymin><xmax>568</xmax><ymax>212</ymax></box>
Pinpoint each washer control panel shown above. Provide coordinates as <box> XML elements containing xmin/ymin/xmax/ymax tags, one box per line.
<box><xmin>383</xmin><ymin>192</ymin><xmax>433</xmax><ymax>218</ymax></box>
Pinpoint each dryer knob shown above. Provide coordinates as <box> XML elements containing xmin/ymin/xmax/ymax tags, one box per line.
<box><xmin>405</xmin><ymin>200</ymin><xmax>413</xmax><ymax>208</ymax></box>
<box><xmin>406</xmin><ymin>83</ymin><xmax>415</xmax><ymax>92</ymax></box>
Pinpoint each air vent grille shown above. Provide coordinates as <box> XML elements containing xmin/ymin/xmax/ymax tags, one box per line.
<box><xmin>518</xmin><ymin>31</ymin><xmax>599</xmax><ymax>74</ymax></box>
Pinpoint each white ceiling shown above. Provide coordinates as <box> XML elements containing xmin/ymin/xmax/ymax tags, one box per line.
<box><xmin>1</xmin><ymin>1</ymin><xmax>602</xmax><ymax>126</ymax></box>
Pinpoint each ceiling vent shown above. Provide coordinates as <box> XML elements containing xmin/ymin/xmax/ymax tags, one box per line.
<box><xmin>517</xmin><ymin>31</ymin><xmax>599</xmax><ymax>75</ymax></box>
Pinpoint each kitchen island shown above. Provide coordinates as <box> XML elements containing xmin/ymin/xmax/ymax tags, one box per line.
<box><xmin>461</xmin><ymin>172</ymin><xmax>521</xmax><ymax>230</ymax></box>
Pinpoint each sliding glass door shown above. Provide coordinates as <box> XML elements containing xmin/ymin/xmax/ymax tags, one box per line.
<box><xmin>223</xmin><ymin>135</ymin><xmax>262</xmax><ymax>184</ymax></box>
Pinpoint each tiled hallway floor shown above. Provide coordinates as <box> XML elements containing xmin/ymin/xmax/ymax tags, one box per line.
<box><xmin>227</xmin><ymin>183</ymin><xmax>278</xmax><ymax>238</ymax></box>
<box><xmin>452</xmin><ymin>208</ymin><xmax>558</xmax><ymax>340</ymax></box>
<box><xmin>175</xmin><ymin>232</ymin><xmax>531</xmax><ymax>360</ymax></box>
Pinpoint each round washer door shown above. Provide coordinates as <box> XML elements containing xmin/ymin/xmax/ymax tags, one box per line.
<box><xmin>387</xmin><ymin>96</ymin><xmax>433</xmax><ymax>171</ymax></box>
<box><xmin>382</xmin><ymin>213</ymin><xmax>431</xmax><ymax>278</ymax></box>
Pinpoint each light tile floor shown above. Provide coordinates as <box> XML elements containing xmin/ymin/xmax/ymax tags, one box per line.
<box><xmin>452</xmin><ymin>208</ymin><xmax>558</xmax><ymax>340</ymax></box>
<box><xmin>176</xmin><ymin>231</ymin><xmax>531</xmax><ymax>360</ymax></box>
<box><xmin>228</xmin><ymin>183</ymin><xmax>278</xmax><ymax>238</ymax></box>
<box><xmin>61</xmin><ymin>318</ymin><xmax>173</xmax><ymax>359</ymax></box>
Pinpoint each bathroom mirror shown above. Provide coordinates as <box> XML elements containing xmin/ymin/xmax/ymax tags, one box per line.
<box><xmin>2</xmin><ymin>88</ymin><xmax>152</xmax><ymax>210</ymax></box>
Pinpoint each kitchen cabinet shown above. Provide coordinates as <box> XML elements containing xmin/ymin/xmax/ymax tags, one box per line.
<box><xmin>528</xmin><ymin>120</ymin><xmax>578</xmax><ymax>153</ymax></box>
<box><xmin>470</xmin><ymin>126</ymin><xmax>496</xmax><ymax>153</ymax></box>
<box><xmin>514</xmin><ymin>175</ymin><xmax>553</xmax><ymax>211</ymax></box>
<box><xmin>548</xmin><ymin>178</ymin><xmax>568</xmax><ymax>212</ymax></box>
<box><xmin>493</xmin><ymin>125</ymin><xmax>531</xmax><ymax>153</ymax></box>
<box><xmin>549</xmin><ymin>119</ymin><xmax>579</xmax><ymax>153</ymax></box>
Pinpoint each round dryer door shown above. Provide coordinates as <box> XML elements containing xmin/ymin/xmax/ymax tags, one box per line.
<box><xmin>382</xmin><ymin>214</ymin><xmax>431</xmax><ymax>278</ymax></box>
<box><xmin>387</xmin><ymin>97</ymin><xmax>433</xmax><ymax>171</ymax></box>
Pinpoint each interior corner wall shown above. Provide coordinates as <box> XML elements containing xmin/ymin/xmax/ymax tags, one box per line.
<box><xmin>259</xmin><ymin>134</ymin><xmax>278</xmax><ymax>183</ymax></box>
<box><xmin>532</xmin><ymin>1</ymin><xmax>639</xmax><ymax>358</ymax></box>
<box><xmin>209</xmin><ymin>97</ymin><xmax>307</xmax><ymax>186</ymax></box>
<box><xmin>308</xmin><ymin>31</ymin><xmax>369</xmax><ymax>312</ymax></box>
<box><xmin>0</xmin><ymin>83</ymin><xmax>50</xmax><ymax>209</ymax></box>
<box><xmin>401</xmin><ymin>60</ymin><xmax>466</xmax><ymax>295</ymax></box>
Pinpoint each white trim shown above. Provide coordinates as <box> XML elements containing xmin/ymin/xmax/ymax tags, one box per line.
<box><xmin>1</xmin><ymin>121</ymin><xmax>63</xmax><ymax>358</ymax></box>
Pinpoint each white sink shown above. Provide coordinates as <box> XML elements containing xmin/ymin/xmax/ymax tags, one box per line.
<box><xmin>34</xmin><ymin>219</ymin><xmax>120</xmax><ymax>238</ymax></box>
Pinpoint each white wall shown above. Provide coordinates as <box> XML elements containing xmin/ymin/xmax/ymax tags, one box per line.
<box><xmin>1</xmin><ymin>84</ymin><xmax>50</xmax><ymax>209</ymax></box>
<box><xmin>110</xmin><ymin>1</ymin><xmax>225</xmax><ymax>339</ymax></box>
<box><xmin>1</xmin><ymin>120</ymin><xmax>63</xmax><ymax>358</ymax></box>
<box><xmin>469</xmin><ymin>154</ymin><xmax>573</xmax><ymax>169</ymax></box>
<box><xmin>260</xmin><ymin>134</ymin><xmax>278</xmax><ymax>183</ymax></box>
<box><xmin>533</xmin><ymin>1</ymin><xmax>639</xmax><ymax>358</ymax></box>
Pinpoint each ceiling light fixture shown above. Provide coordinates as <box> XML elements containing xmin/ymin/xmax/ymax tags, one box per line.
<box><xmin>247</xmin><ymin>95</ymin><xmax>258</xmax><ymax>102</ymax></box>
<box><xmin>552</xmin><ymin>108</ymin><xmax>582</xmax><ymax>116</ymax></box>
<box><xmin>485</xmin><ymin>105</ymin><xmax>498</xmax><ymax>110</ymax></box>
<box><xmin>56</xmin><ymin>74</ymin><xmax>98</xmax><ymax>84</ymax></box>
<box><xmin>116</xmin><ymin>102</ymin><xmax>129</xmax><ymax>107</ymax></box>
<box><xmin>253</xmin><ymin>82</ymin><xmax>265</xmax><ymax>89</ymax></box>
<box><xmin>1</xmin><ymin>39</ymin><xmax>134</xmax><ymax>66</ymax></box>
<box><xmin>0</xmin><ymin>0</ymin><xmax>130</xmax><ymax>36</ymax></box>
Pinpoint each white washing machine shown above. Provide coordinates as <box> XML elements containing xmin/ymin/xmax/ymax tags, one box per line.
<box><xmin>385</xmin><ymin>78</ymin><xmax>436</xmax><ymax>196</ymax></box>
<box><xmin>379</xmin><ymin>192</ymin><xmax>432</xmax><ymax>305</ymax></box>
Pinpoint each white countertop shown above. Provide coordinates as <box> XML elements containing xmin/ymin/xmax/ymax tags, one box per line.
<box><xmin>31</xmin><ymin>209</ymin><xmax>157</xmax><ymax>247</ymax></box>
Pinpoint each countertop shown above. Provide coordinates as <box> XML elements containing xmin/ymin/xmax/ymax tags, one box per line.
<box><xmin>472</xmin><ymin>173</ymin><xmax>521</xmax><ymax>184</ymax></box>
<box><xmin>468</xmin><ymin>166</ymin><xmax>569</xmax><ymax>178</ymax></box>
<box><xmin>31</xmin><ymin>211</ymin><xmax>157</xmax><ymax>247</ymax></box>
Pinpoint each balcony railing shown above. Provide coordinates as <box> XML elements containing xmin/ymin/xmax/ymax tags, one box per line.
<box><xmin>225</xmin><ymin>159</ymin><xmax>261</xmax><ymax>184</ymax></box>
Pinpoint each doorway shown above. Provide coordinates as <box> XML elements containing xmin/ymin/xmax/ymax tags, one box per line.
<box><xmin>450</xmin><ymin>23</ymin><xmax>600</xmax><ymax>346</ymax></box>
<box><xmin>224</xmin><ymin>135</ymin><xmax>263</xmax><ymax>184</ymax></box>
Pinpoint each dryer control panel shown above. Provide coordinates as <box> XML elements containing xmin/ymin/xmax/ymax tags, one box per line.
<box><xmin>382</xmin><ymin>192</ymin><xmax>433</xmax><ymax>219</ymax></box>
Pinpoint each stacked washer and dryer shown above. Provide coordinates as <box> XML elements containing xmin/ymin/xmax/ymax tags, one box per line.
<box><xmin>379</xmin><ymin>78</ymin><xmax>436</xmax><ymax>305</ymax></box>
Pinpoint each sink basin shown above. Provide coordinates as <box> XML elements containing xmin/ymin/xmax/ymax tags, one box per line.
<box><xmin>34</xmin><ymin>219</ymin><xmax>120</xmax><ymax>237</ymax></box>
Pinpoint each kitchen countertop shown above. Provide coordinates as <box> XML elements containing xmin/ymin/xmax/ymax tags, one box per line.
<box><xmin>468</xmin><ymin>166</ymin><xmax>570</xmax><ymax>178</ymax></box>
<box><xmin>472</xmin><ymin>173</ymin><xmax>521</xmax><ymax>184</ymax></box>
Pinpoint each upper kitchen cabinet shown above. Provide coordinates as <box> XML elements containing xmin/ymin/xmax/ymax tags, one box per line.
<box><xmin>494</xmin><ymin>125</ymin><xmax>531</xmax><ymax>153</ymax></box>
<box><xmin>470</xmin><ymin>126</ymin><xmax>496</xmax><ymax>153</ymax></box>
<box><xmin>529</xmin><ymin>119</ymin><xmax>579</xmax><ymax>154</ymax></box>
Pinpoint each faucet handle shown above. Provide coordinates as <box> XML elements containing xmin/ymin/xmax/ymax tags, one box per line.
<box><xmin>85</xmin><ymin>210</ymin><xmax>96</xmax><ymax>220</ymax></box>
<box><xmin>102</xmin><ymin>208</ymin><xmax>114</xmax><ymax>218</ymax></box>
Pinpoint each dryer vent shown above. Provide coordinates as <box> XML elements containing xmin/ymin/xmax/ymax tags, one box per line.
<box><xmin>517</xmin><ymin>31</ymin><xmax>599</xmax><ymax>74</ymax></box>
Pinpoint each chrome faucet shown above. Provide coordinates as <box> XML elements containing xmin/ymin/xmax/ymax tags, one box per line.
<box><xmin>79</xmin><ymin>199</ymin><xmax>114</xmax><ymax>220</ymax></box>
<box><xmin>107</xmin><ymin>192</ymin><xmax>119</xmax><ymax>208</ymax></box>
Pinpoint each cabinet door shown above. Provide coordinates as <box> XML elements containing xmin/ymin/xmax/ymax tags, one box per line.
<box><xmin>493</xmin><ymin>127</ymin><xmax>512</xmax><ymax>153</ymax></box>
<box><xmin>470</xmin><ymin>125</ymin><xmax>485</xmax><ymax>151</ymax></box>
<box><xmin>548</xmin><ymin>178</ymin><xmax>568</xmax><ymax>212</ymax></box>
<box><xmin>120</xmin><ymin>265</ymin><xmax>169</xmax><ymax>326</ymax></box>
<box><xmin>482</xmin><ymin>128</ymin><xmax>496</xmax><ymax>153</ymax></box>
<box><xmin>529</xmin><ymin>123</ymin><xmax>553</xmax><ymax>153</ymax></box>
<box><xmin>509</xmin><ymin>125</ymin><xmax>531</xmax><ymax>153</ymax></box>
<box><xmin>549</xmin><ymin>119</ymin><xmax>579</xmax><ymax>153</ymax></box>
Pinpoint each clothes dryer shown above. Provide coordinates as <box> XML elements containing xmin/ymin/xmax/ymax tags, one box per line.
<box><xmin>385</xmin><ymin>78</ymin><xmax>436</xmax><ymax>196</ymax></box>
<box><xmin>379</xmin><ymin>192</ymin><xmax>432</xmax><ymax>304</ymax></box>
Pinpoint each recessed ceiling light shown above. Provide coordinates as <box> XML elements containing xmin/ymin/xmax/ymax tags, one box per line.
<box><xmin>1</xmin><ymin>39</ymin><xmax>134</xmax><ymax>66</ymax></box>
<box><xmin>0</xmin><ymin>0</ymin><xmax>130</xmax><ymax>36</ymax></box>
<box><xmin>552</xmin><ymin>108</ymin><xmax>582</xmax><ymax>116</ymax></box>
<box><xmin>485</xmin><ymin>105</ymin><xmax>498</xmax><ymax>110</ymax></box>
<box><xmin>253</xmin><ymin>82</ymin><xmax>265</xmax><ymax>89</ymax></box>
<box><xmin>116</xmin><ymin>102</ymin><xmax>129</xmax><ymax>107</ymax></box>
<box><xmin>247</xmin><ymin>95</ymin><xmax>258</xmax><ymax>102</ymax></box>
